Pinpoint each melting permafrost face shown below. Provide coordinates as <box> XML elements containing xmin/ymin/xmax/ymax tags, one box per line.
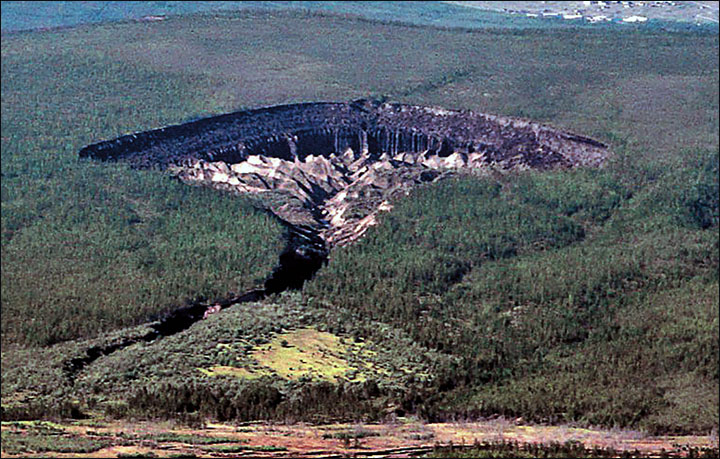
<box><xmin>80</xmin><ymin>99</ymin><xmax>609</xmax><ymax>245</ymax></box>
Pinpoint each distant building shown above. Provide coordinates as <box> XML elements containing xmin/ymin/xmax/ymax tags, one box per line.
<box><xmin>622</xmin><ymin>15</ymin><xmax>649</xmax><ymax>22</ymax></box>
<box><xmin>588</xmin><ymin>14</ymin><xmax>611</xmax><ymax>22</ymax></box>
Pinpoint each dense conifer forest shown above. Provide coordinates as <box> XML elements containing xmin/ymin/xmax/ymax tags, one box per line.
<box><xmin>1</xmin><ymin>8</ymin><xmax>717</xmax><ymax>440</ymax></box>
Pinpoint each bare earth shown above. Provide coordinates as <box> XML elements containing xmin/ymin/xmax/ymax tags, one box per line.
<box><xmin>2</xmin><ymin>419</ymin><xmax>717</xmax><ymax>458</ymax></box>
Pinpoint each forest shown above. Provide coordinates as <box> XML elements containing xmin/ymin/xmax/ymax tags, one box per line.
<box><xmin>1</xmin><ymin>7</ymin><xmax>718</xmax><ymax>442</ymax></box>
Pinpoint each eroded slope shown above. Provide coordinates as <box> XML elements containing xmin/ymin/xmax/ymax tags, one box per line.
<box><xmin>80</xmin><ymin>99</ymin><xmax>609</xmax><ymax>246</ymax></box>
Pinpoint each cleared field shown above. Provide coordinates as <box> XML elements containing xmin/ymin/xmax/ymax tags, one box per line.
<box><xmin>1</xmin><ymin>418</ymin><xmax>717</xmax><ymax>458</ymax></box>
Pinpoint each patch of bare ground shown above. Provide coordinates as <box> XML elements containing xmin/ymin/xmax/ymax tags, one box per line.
<box><xmin>2</xmin><ymin>419</ymin><xmax>717</xmax><ymax>458</ymax></box>
<box><xmin>82</xmin><ymin>100</ymin><xmax>609</xmax><ymax>247</ymax></box>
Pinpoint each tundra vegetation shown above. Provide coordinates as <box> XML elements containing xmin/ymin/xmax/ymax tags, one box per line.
<box><xmin>1</xmin><ymin>7</ymin><xmax>718</xmax><ymax>452</ymax></box>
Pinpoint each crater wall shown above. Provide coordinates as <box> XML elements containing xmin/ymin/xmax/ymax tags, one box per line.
<box><xmin>80</xmin><ymin>99</ymin><xmax>608</xmax><ymax>169</ymax></box>
<box><xmin>80</xmin><ymin>99</ymin><xmax>610</xmax><ymax>245</ymax></box>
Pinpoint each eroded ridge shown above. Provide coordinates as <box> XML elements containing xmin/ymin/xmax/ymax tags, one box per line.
<box><xmin>80</xmin><ymin>99</ymin><xmax>609</xmax><ymax>245</ymax></box>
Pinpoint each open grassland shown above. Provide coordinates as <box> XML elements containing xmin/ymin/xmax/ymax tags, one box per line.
<box><xmin>249</xmin><ymin>327</ymin><xmax>379</xmax><ymax>383</ymax></box>
<box><xmin>1</xmin><ymin>8</ymin><xmax>718</xmax><ymax>440</ymax></box>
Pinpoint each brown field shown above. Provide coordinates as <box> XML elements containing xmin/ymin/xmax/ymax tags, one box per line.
<box><xmin>2</xmin><ymin>418</ymin><xmax>717</xmax><ymax>458</ymax></box>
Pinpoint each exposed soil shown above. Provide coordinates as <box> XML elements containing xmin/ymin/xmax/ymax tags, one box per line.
<box><xmin>2</xmin><ymin>419</ymin><xmax>717</xmax><ymax>458</ymax></box>
<box><xmin>80</xmin><ymin>99</ymin><xmax>610</xmax><ymax>246</ymax></box>
<box><xmin>66</xmin><ymin>99</ymin><xmax>611</xmax><ymax>403</ymax></box>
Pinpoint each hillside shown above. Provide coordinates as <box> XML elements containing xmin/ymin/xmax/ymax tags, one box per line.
<box><xmin>7</xmin><ymin>0</ymin><xmax>714</xmax><ymax>33</ymax></box>
<box><xmin>1</xmin><ymin>7</ymin><xmax>718</xmax><ymax>452</ymax></box>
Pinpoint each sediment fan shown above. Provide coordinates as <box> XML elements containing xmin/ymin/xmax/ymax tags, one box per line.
<box><xmin>80</xmin><ymin>99</ymin><xmax>610</xmax><ymax>245</ymax></box>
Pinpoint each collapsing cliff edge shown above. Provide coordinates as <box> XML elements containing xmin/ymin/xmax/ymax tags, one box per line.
<box><xmin>67</xmin><ymin>99</ymin><xmax>611</xmax><ymax>366</ymax></box>
<box><xmin>80</xmin><ymin>99</ymin><xmax>610</xmax><ymax>248</ymax></box>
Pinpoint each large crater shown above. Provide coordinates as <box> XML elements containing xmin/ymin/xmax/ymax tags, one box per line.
<box><xmin>80</xmin><ymin>99</ymin><xmax>609</xmax><ymax>245</ymax></box>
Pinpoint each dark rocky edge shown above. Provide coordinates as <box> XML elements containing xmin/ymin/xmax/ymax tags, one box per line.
<box><xmin>80</xmin><ymin>99</ymin><xmax>607</xmax><ymax>170</ymax></box>
<box><xmin>67</xmin><ymin>100</ymin><xmax>609</xmax><ymax>381</ymax></box>
<box><xmin>80</xmin><ymin>99</ymin><xmax>609</xmax><ymax>245</ymax></box>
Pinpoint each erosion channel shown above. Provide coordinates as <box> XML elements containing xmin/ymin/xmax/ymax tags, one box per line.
<box><xmin>67</xmin><ymin>99</ymin><xmax>610</xmax><ymax>381</ymax></box>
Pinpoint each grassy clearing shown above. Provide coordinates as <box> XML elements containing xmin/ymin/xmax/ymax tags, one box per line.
<box><xmin>137</xmin><ymin>432</ymin><xmax>240</xmax><ymax>445</ymax></box>
<box><xmin>197</xmin><ymin>365</ymin><xmax>260</xmax><ymax>379</ymax></box>
<box><xmin>200</xmin><ymin>444</ymin><xmax>248</xmax><ymax>453</ymax></box>
<box><xmin>4</xmin><ymin>300</ymin><xmax>439</xmax><ymax>423</ymax></box>
<box><xmin>0</xmin><ymin>421</ymin><xmax>111</xmax><ymax>455</ymax></box>
<box><xmin>251</xmin><ymin>328</ymin><xmax>376</xmax><ymax>382</ymax></box>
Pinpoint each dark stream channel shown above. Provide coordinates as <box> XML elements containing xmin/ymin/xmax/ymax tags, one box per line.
<box><xmin>63</xmin><ymin>220</ymin><xmax>328</xmax><ymax>383</ymax></box>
